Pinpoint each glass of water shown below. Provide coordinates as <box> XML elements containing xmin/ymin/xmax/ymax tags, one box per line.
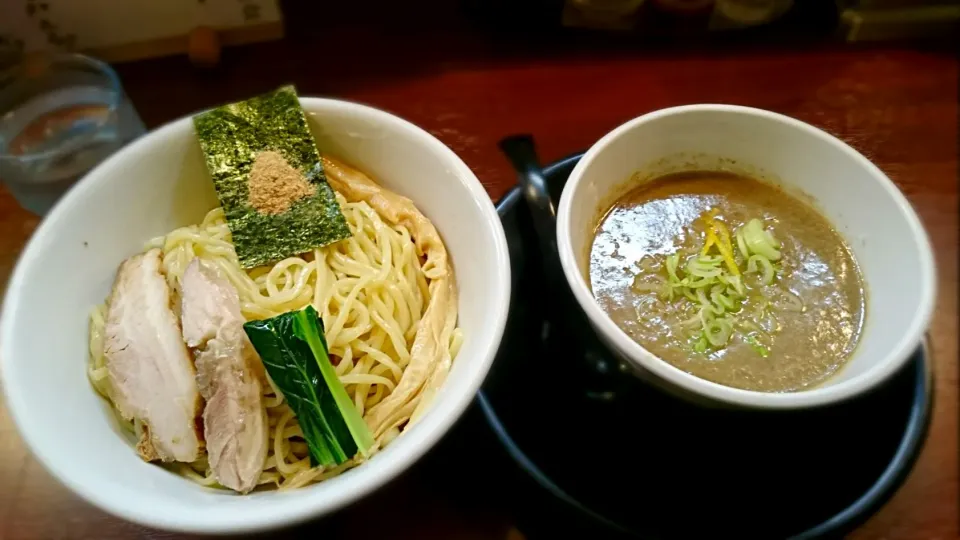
<box><xmin>0</xmin><ymin>53</ymin><xmax>146</xmax><ymax>215</ymax></box>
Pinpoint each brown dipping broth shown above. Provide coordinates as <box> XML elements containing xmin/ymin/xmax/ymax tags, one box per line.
<box><xmin>589</xmin><ymin>171</ymin><xmax>865</xmax><ymax>392</ymax></box>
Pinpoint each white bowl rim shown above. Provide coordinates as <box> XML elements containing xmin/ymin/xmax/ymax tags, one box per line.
<box><xmin>556</xmin><ymin>103</ymin><xmax>936</xmax><ymax>409</ymax></box>
<box><xmin>0</xmin><ymin>97</ymin><xmax>511</xmax><ymax>533</ymax></box>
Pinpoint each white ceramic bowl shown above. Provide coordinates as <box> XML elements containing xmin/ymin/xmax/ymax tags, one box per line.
<box><xmin>0</xmin><ymin>98</ymin><xmax>510</xmax><ymax>533</ymax></box>
<box><xmin>557</xmin><ymin>104</ymin><xmax>935</xmax><ymax>409</ymax></box>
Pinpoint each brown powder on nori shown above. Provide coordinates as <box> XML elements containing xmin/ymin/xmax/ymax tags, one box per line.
<box><xmin>248</xmin><ymin>150</ymin><xmax>316</xmax><ymax>215</ymax></box>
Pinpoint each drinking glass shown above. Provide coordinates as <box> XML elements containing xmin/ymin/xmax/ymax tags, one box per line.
<box><xmin>0</xmin><ymin>53</ymin><xmax>146</xmax><ymax>215</ymax></box>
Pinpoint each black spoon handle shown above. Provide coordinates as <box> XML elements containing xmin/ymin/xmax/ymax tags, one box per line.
<box><xmin>499</xmin><ymin>135</ymin><xmax>622</xmax><ymax>399</ymax></box>
<box><xmin>498</xmin><ymin>135</ymin><xmax>566</xmax><ymax>294</ymax></box>
<box><xmin>498</xmin><ymin>135</ymin><xmax>557</xmax><ymax>218</ymax></box>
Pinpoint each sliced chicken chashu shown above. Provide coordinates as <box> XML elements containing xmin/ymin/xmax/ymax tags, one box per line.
<box><xmin>321</xmin><ymin>156</ymin><xmax>458</xmax><ymax>437</ymax></box>
<box><xmin>181</xmin><ymin>258</ymin><xmax>267</xmax><ymax>494</ymax></box>
<box><xmin>104</xmin><ymin>248</ymin><xmax>202</xmax><ymax>463</ymax></box>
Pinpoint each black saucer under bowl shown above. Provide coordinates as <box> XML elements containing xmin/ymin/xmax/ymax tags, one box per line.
<box><xmin>476</xmin><ymin>153</ymin><xmax>933</xmax><ymax>539</ymax></box>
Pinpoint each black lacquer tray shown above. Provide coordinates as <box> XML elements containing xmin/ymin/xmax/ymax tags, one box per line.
<box><xmin>474</xmin><ymin>153</ymin><xmax>933</xmax><ymax>540</ymax></box>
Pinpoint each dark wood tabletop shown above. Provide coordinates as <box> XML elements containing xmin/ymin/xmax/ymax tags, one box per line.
<box><xmin>0</xmin><ymin>6</ymin><xmax>956</xmax><ymax>539</ymax></box>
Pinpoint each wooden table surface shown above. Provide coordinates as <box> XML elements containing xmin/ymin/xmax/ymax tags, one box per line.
<box><xmin>0</xmin><ymin>11</ymin><xmax>956</xmax><ymax>540</ymax></box>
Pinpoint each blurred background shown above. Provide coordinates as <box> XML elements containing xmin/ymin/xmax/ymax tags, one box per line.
<box><xmin>1</xmin><ymin>0</ymin><xmax>958</xmax><ymax>71</ymax></box>
<box><xmin>1</xmin><ymin>0</ymin><xmax>956</xmax><ymax>215</ymax></box>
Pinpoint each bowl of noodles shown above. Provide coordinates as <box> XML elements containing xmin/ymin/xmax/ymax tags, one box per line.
<box><xmin>0</xmin><ymin>94</ymin><xmax>510</xmax><ymax>533</ymax></box>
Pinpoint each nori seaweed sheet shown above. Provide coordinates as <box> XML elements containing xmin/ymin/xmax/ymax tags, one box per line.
<box><xmin>193</xmin><ymin>85</ymin><xmax>351</xmax><ymax>268</ymax></box>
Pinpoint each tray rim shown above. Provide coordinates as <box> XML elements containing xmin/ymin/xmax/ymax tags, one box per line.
<box><xmin>478</xmin><ymin>152</ymin><xmax>935</xmax><ymax>539</ymax></box>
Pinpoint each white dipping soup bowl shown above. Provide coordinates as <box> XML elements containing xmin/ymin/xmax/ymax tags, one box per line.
<box><xmin>0</xmin><ymin>98</ymin><xmax>510</xmax><ymax>533</ymax></box>
<box><xmin>557</xmin><ymin>104</ymin><xmax>935</xmax><ymax>409</ymax></box>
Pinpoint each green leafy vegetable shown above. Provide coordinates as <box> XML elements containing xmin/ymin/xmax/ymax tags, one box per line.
<box><xmin>244</xmin><ymin>305</ymin><xmax>373</xmax><ymax>467</ymax></box>
<box><xmin>194</xmin><ymin>85</ymin><xmax>352</xmax><ymax>268</ymax></box>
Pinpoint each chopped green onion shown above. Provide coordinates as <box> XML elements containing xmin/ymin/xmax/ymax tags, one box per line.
<box><xmin>693</xmin><ymin>333</ymin><xmax>709</xmax><ymax>353</ymax></box>
<box><xmin>741</xmin><ymin>219</ymin><xmax>781</xmax><ymax>261</ymax></box>
<box><xmin>685</xmin><ymin>276</ymin><xmax>717</xmax><ymax>289</ymax></box>
<box><xmin>687</xmin><ymin>254</ymin><xmax>723</xmax><ymax>278</ymax></box>
<box><xmin>704</xmin><ymin>317</ymin><xmax>734</xmax><ymax>347</ymax></box>
<box><xmin>746</xmin><ymin>255</ymin><xmax>775</xmax><ymax>285</ymax></box>
<box><xmin>718</xmin><ymin>274</ymin><xmax>746</xmax><ymax>296</ymax></box>
<box><xmin>647</xmin><ymin>212</ymin><xmax>791</xmax><ymax>356</ymax></box>
<box><xmin>666</xmin><ymin>253</ymin><xmax>681</xmax><ymax>283</ymax></box>
<box><xmin>711</xmin><ymin>288</ymin><xmax>737</xmax><ymax>311</ymax></box>
<box><xmin>735</xmin><ymin>229</ymin><xmax>750</xmax><ymax>260</ymax></box>
<box><xmin>661</xmin><ymin>284</ymin><xmax>675</xmax><ymax>301</ymax></box>
<box><xmin>765</xmin><ymin>230</ymin><xmax>780</xmax><ymax>248</ymax></box>
<box><xmin>690</xmin><ymin>267</ymin><xmax>722</xmax><ymax>279</ymax></box>
<box><xmin>696</xmin><ymin>288</ymin><xmax>724</xmax><ymax>316</ymax></box>
<box><xmin>744</xmin><ymin>334</ymin><xmax>770</xmax><ymax>357</ymax></box>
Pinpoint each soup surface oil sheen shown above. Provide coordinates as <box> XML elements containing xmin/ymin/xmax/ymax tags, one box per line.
<box><xmin>589</xmin><ymin>172</ymin><xmax>865</xmax><ymax>392</ymax></box>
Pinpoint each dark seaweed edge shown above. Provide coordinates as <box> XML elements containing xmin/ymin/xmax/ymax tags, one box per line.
<box><xmin>193</xmin><ymin>85</ymin><xmax>351</xmax><ymax>268</ymax></box>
